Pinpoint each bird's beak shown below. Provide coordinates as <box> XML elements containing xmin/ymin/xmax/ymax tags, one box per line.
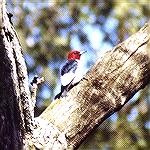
<box><xmin>80</xmin><ymin>50</ymin><xmax>87</xmax><ymax>55</ymax></box>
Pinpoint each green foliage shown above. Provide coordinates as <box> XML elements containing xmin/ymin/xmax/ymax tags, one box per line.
<box><xmin>7</xmin><ymin>0</ymin><xmax>150</xmax><ymax>149</ymax></box>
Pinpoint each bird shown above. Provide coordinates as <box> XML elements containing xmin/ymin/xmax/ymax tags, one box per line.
<box><xmin>54</xmin><ymin>50</ymin><xmax>86</xmax><ymax>99</ymax></box>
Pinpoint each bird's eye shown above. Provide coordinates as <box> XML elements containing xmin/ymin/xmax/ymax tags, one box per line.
<box><xmin>74</xmin><ymin>51</ymin><xmax>79</xmax><ymax>54</ymax></box>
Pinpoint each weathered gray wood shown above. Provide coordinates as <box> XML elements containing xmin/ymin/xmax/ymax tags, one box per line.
<box><xmin>38</xmin><ymin>23</ymin><xmax>150</xmax><ymax>149</ymax></box>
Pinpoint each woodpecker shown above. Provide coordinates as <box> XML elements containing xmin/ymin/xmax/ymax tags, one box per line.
<box><xmin>54</xmin><ymin>50</ymin><xmax>86</xmax><ymax>99</ymax></box>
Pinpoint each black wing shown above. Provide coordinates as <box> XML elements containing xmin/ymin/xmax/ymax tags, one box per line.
<box><xmin>61</xmin><ymin>60</ymin><xmax>78</xmax><ymax>76</ymax></box>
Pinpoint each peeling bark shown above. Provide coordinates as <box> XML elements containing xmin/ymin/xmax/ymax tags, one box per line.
<box><xmin>0</xmin><ymin>0</ymin><xmax>150</xmax><ymax>150</ymax></box>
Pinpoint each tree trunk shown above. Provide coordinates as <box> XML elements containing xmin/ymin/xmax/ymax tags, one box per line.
<box><xmin>0</xmin><ymin>1</ymin><xmax>33</xmax><ymax>150</ymax></box>
<box><xmin>0</xmin><ymin>1</ymin><xmax>150</xmax><ymax>150</ymax></box>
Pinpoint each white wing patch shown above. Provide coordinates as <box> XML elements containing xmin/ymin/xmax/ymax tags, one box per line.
<box><xmin>61</xmin><ymin>72</ymin><xmax>75</xmax><ymax>86</ymax></box>
<box><xmin>60</xmin><ymin>60</ymin><xmax>83</xmax><ymax>86</ymax></box>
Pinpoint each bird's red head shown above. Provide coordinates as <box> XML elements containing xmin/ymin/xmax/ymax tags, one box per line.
<box><xmin>67</xmin><ymin>50</ymin><xmax>81</xmax><ymax>60</ymax></box>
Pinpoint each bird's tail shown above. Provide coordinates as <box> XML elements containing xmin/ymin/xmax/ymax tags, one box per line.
<box><xmin>54</xmin><ymin>85</ymin><xmax>66</xmax><ymax>100</ymax></box>
<box><xmin>54</xmin><ymin>81</ymin><xmax>80</xmax><ymax>100</ymax></box>
<box><xmin>54</xmin><ymin>92</ymin><xmax>62</xmax><ymax>100</ymax></box>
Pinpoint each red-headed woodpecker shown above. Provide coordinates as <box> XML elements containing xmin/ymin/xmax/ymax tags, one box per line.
<box><xmin>55</xmin><ymin>50</ymin><xmax>86</xmax><ymax>99</ymax></box>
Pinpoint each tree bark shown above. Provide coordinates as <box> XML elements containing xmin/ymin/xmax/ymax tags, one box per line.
<box><xmin>38</xmin><ymin>23</ymin><xmax>150</xmax><ymax>149</ymax></box>
<box><xmin>0</xmin><ymin>1</ymin><xmax>150</xmax><ymax>150</ymax></box>
<box><xmin>0</xmin><ymin>1</ymin><xmax>33</xmax><ymax>150</ymax></box>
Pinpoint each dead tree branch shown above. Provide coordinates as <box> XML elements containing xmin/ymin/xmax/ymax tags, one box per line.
<box><xmin>38</xmin><ymin>23</ymin><xmax>150</xmax><ymax>149</ymax></box>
